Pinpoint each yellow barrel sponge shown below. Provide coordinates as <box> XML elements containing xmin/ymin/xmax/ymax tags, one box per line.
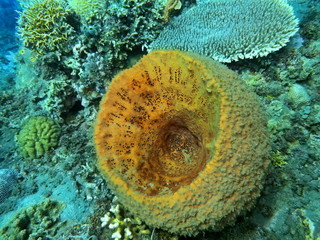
<box><xmin>17</xmin><ymin>117</ymin><xmax>60</xmax><ymax>159</ymax></box>
<box><xmin>94</xmin><ymin>50</ymin><xmax>270</xmax><ymax>236</ymax></box>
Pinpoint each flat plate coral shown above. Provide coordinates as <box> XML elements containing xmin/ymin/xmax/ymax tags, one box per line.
<box><xmin>94</xmin><ymin>50</ymin><xmax>270</xmax><ymax>236</ymax></box>
<box><xmin>149</xmin><ymin>0</ymin><xmax>299</xmax><ymax>62</ymax></box>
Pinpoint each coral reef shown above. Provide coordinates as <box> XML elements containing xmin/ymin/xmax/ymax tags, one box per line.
<box><xmin>17</xmin><ymin>116</ymin><xmax>60</xmax><ymax>159</ymax></box>
<box><xmin>264</xmin><ymin>208</ymin><xmax>319</xmax><ymax>240</ymax></box>
<box><xmin>0</xmin><ymin>169</ymin><xmax>18</xmax><ymax>203</ymax></box>
<box><xmin>18</xmin><ymin>0</ymin><xmax>76</xmax><ymax>56</ymax></box>
<box><xmin>149</xmin><ymin>0</ymin><xmax>299</xmax><ymax>62</ymax></box>
<box><xmin>0</xmin><ymin>0</ymin><xmax>318</xmax><ymax>239</ymax></box>
<box><xmin>16</xmin><ymin>0</ymin><xmax>166</xmax><ymax>118</ymax></box>
<box><xmin>0</xmin><ymin>199</ymin><xmax>65</xmax><ymax>240</ymax></box>
<box><xmin>94</xmin><ymin>50</ymin><xmax>270</xmax><ymax>235</ymax></box>
<box><xmin>67</xmin><ymin>0</ymin><xmax>106</xmax><ymax>22</ymax></box>
<box><xmin>287</xmin><ymin>83</ymin><xmax>311</xmax><ymax>108</ymax></box>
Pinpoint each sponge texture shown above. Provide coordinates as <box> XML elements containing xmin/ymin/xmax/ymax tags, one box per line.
<box><xmin>94</xmin><ymin>50</ymin><xmax>270</xmax><ymax>235</ymax></box>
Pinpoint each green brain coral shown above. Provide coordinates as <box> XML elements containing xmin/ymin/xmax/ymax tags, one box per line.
<box><xmin>18</xmin><ymin>0</ymin><xmax>75</xmax><ymax>56</ymax></box>
<box><xmin>17</xmin><ymin>116</ymin><xmax>60</xmax><ymax>159</ymax></box>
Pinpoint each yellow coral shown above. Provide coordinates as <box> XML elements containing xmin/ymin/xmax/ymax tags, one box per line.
<box><xmin>94</xmin><ymin>50</ymin><xmax>270</xmax><ymax>235</ymax></box>
<box><xmin>271</xmin><ymin>151</ymin><xmax>287</xmax><ymax>168</ymax></box>
<box><xmin>18</xmin><ymin>0</ymin><xmax>75</xmax><ymax>56</ymax></box>
<box><xmin>17</xmin><ymin>116</ymin><xmax>60</xmax><ymax>159</ymax></box>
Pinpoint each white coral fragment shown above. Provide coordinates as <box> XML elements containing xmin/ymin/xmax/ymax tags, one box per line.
<box><xmin>124</xmin><ymin>227</ymin><xmax>133</xmax><ymax>238</ymax></box>
<box><xmin>101</xmin><ymin>213</ymin><xmax>111</xmax><ymax>228</ymax></box>
<box><xmin>109</xmin><ymin>219</ymin><xmax>120</xmax><ymax>229</ymax></box>
<box><xmin>110</xmin><ymin>204</ymin><xmax>120</xmax><ymax>215</ymax></box>
<box><xmin>111</xmin><ymin>230</ymin><xmax>122</xmax><ymax>239</ymax></box>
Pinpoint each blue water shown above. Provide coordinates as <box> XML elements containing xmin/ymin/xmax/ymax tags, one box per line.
<box><xmin>0</xmin><ymin>0</ymin><xmax>19</xmax><ymax>90</ymax></box>
<box><xmin>0</xmin><ymin>0</ymin><xmax>19</xmax><ymax>30</ymax></box>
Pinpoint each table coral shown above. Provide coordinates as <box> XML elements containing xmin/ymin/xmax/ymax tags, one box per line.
<box><xmin>17</xmin><ymin>116</ymin><xmax>60</xmax><ymax>159</ymax></box>
<box><xmin>94</xmin><ymin>50</ymin><xmax>270</xmax><ymax>236</ymax></box>
<box><xmin>149</xmin><ymin>0</ymin><xmax>299</xmax><ymax>62</ymax></box>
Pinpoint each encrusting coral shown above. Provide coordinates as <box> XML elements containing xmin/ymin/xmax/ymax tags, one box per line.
<box><xmin>94</xmin><ymin>50</ymin><xmax>270</xmax><ymax>236</ymax></box>
<box><xmin>150</xmin><ymin>0</ymin><xmax>299</xmax><ymax>62</ymax></box>
<box><xmin>0</xmin><ymin>199</ymin><xmax>64</xmax><ymax>240</ymax></box>
<box><xmin>17</xmin><ymin>116</ymin><xmax>60</xmax><ymax>159</ymax></box>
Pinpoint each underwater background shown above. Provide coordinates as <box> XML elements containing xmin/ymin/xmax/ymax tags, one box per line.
<box><xmin>0</xmin><ymin>0</ymin><xmax>319</xmax><ymax>239</ymax></box>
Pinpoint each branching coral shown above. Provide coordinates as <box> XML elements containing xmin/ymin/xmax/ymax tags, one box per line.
<box><xmin>67</xmin><ymin>0</ymin><xmax>106</xmax><ymax>22</ymax></box>
<box><xmin>271</xmin><ymin>151</ymin><xmax>287</xmax><ymax>168</ymax></box>
<box><xmin>17</xmin><ymin>116</ymin><xmax>60</xmax><ymax>159</ymax></box>
<box><xmin>18</xmin><ymin>0</ymin><xmax>75</xmax><ymax>56</ymax></box>
<box><xmin>99</xmin><ymin>0</ymin><xmax>166</xmax><ymax>59</ymax></box>
<box><xmin>100</xmin><ymin>201</ymin><xmax>150</xmax><ymax>240</ymax></box>
<box><xmin>94</xmin><ymin>50</ymin><xmax>270</xmax><ymax>235</ymax></box>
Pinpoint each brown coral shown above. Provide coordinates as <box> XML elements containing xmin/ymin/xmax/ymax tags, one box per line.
<box><xmin>94</xmin><ymin>50</ymin><xmax>270</xmax><ymax>236</ymax></box>
<box><xmin>163</xmin><ymin>0</ymin><xmax>182</xmax><ymax>22</ymax></box>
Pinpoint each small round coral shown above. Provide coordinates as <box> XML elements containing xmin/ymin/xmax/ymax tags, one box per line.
<box><xmin>17</xmin><ymin>116</ymin><xmax>60</xmax><ymax>159</ymax></box>
<box><xmin>94</xmin><ymin>50</ymin><xmax>270</xmax><ymax>235</ymax></box>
